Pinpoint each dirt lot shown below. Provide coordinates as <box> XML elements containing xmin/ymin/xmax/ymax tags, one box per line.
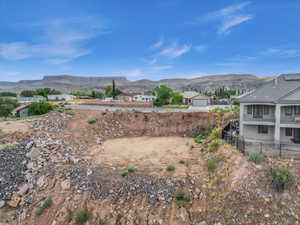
<box><xmin>89</xmin><ymin>136</ymin><xmax>193</xmax><ymax>178</ymax></box>
<box><xmin>0</xmin><ymin>110</ymin><xmax>299</xmax><ymax>225</ymax></box>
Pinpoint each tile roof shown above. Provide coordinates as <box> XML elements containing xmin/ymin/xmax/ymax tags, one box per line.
<box><xmin>239</xmin><ymin>74</ymin><xmax>300</xmax><ymax>103</ymax></box>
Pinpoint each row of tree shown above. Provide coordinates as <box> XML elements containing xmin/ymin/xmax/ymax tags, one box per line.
<box><xmin>20</xmin><ymin>88</ymin><xmax>61</xmax><ymax>98</ymax></box>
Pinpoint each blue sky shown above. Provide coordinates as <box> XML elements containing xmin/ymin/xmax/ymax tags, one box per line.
<box><xmin>1</xmin><ymin>0</ymin><xmax>300</xmax><ymax>81</ymax></box>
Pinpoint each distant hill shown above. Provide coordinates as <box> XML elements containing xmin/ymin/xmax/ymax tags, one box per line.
<box><xmin>0</xmin><ymin>74</ymin><xmax>273</xmax><ymax>93</ymax></box>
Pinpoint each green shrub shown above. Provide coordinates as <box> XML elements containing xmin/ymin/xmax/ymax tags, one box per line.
<box><xmin>121</xmin><ymin>170</ymin><xmax>129</xmax><ymax>177</ymax></box>
<box><xmin>208</xmin><ymin>141</ymin><xmax>220</xmax><ymax>152</ymax></box>
<box><xmin>194</xmin><ymin>135</ymin><xmax>203</xmax><ymax>144</ymax></box>
<box><xmin>76</xmin><ymin>209</ymin><xmax>89</xmax><ymax>224</ymax></box>
<box><xmin>179</xmin><ymin>160</ymin><xmax>186</xmax><ymax>165</ymax></box>
<box><xmin>175</xmin><ymin>191</ymin><xmax>190</xmax><ymax>206</ymax></box>
<box><xmin>127</xmin><ymin>167</ymin><xmax>135</xmax><ymax>173</ymax></box>
<box><xmin>248</xmin><ymin>152</ymin><xmax>264</xmax><ymax>164</ymax></box>
<box><xmin>4</xmin><ymin>145</ymin><xmax>14</xmax><ymax>151</ymax></box>
<box><xmin>0</xmin><ymin>97</ymin><xmax>20</xmax><ymax>117</ymax></box>
<box><xmin>210</xmin><ymin>129</ymin><xmax>222</xmax><ymax>139</ymax></box>
<box><xmin>57</xmin><ymin>109</ymin><xmax>64</xmax><ymax>113</ymax></box>
<box><xmin>166</xmin><ymin>165</ymin><xmax>176</xmax><ymax>172</ymax></box>
<box><xmin>206</xmin><ymin>159</ymin><xmax>217</xmax><ymax>172</ymax></box>
<box><xmin>272</xmin><ymin>166</ymin><xmax>295</xmax><ymax>191</ymax></box>
<box><xmin>35</xmin><ymin>207</ymin><xmax>45</xmax><ymax>216</ymax></box>
<box><xmin>28</xmin><ymin>101</ymin><xmax>53</xmax><ymax>116</ymax></box>
<box><xmin>42</xmin><ymin>198</ymin><xmax>53</xmax><ymax>209</ymax></box>
<box><xmin>67</xmin><ymin>111</ymin><xmax>75</xmax><ymax>116</ymax></box>
<box><xmin>101</xmin><ymin>111</ymin><xmax>107</xmax><ymax>116</ymax></box>
<box><xmin>87</xmin><ymin>119</ymin><xmax>97</xmax><ymax>124</ymax></box>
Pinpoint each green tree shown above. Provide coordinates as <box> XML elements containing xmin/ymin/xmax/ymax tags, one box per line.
<box><xmin>21</xmin><ymin>90</ymin><xmax>37</xmax><ymax>97</ymax></box>
<box><xmin>73</xmin><ymin>90</ymin><xmax>88</xmax><ymax>97</ymax></box>
<box><xmin>28</xmin><ymin>101</ymin><xmax>53</xmax><ymax>116</ymax></box>
<box><xmin>0</xmin><ymin>97</ymin><xmax>19</xmax><ymax>117</ymax></box>
<box><xmin>0</xmin><ymin>92</ymin><xmax>17</xmax><ymax>97</ymax></box>
<box><xmin>105</xmin><ymin>80</ymin><xmax>122</xmax><ymax>98</ymax></box>
<box><xmin>35</xmin><ymin>88</ymin><xmax>61</xmax><ymax>98</ymax></box>
<box><xmin>154</xmin><ymin>85</ymin><xmax>173</xmax><ymax>106</ymax></box>
<box><xmin>90</xmin><ymin>90</ymin><xmax>104</xmax><ymax>99</ymax></box>
<box><xmin>172</xmin><ymin>92</ymin><xmax>183</xmax><ymax>105</ymax></box>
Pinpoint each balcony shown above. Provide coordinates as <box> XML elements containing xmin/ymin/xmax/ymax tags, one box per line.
<box><xmin>244</xmin><ymin>105</ymin><xmax>275</xmax><ymax>123</ymax></box>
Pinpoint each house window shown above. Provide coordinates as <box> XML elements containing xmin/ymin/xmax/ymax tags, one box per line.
<box><xmin>285</xmin><ymin>106</ymin><xmax>293</xmax><ymax>116</ymax></box>
<box><xmin>263</xmin><ymin>105</ymin><xmax>269</xmax><ymax>115</ymax></box>
<box><xmin>295</xmin><ymin>106</ymin><xmax>300</xmax><ymax>115</ymax></box>
<box><xmin>247</xmin><ymin>105</ymin><xmax>252</xmax><ymax>114</ymax></box>
<box><xmin>285</xmin><ymin>128</ymin><xmax>293</xmax><ymax>137</ymax></box>
<box><xmin>258</xmin><ymin>125</ymin><xmax>268</xmax><ymax>134</ymax></box>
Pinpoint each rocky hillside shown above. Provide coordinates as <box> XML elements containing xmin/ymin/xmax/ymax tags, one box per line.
<box><xmin>0</xmin><ymin>74</ymin><xmax>272</xmax><ymax>93</ymax></box>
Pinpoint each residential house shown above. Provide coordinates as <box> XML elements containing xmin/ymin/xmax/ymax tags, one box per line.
<box><xmin>133</xmin><ymin>94</ymin><xmax>156</xmax><ymax>102</ymax></box>
<box><xmin>182</xmin><ymin>91</ymin><xmax>211</xmax><ymax>106</ymax></box>
<box><xmin>48</xmin><ymin>94</ymin><xmax>75</xmax><ymax>101</ymax></box>
<box><xmin>239</xmin><ymin>74</ymin><xmax>300</xmax><ymax>150</ymax></box>
<box><xmin>12</xmin><ymin>104</ymin><xmax>30</xmax><ymax>118</ymax></box>
<box><xmin>17</xmin><ymin>96</ymin><xmax>45</xmax><ymax>103</ymax></box>
<box><xmin>117</xmin><ymin>93</ymin><xmax>139</xmax><ymax>102</ymax></box>
<box><xmin>182</xmin><ymin>91</ymin><xmax>199</xmax><ymax>105</ymax></box>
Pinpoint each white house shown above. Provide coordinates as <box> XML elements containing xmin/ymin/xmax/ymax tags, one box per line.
<box><xmin>133</xmin><ymin>94</ymin><xmax>156</xmax><ymax>102</ymax></box>
<box><xmin>239</xmin><ymin>74</ymin><xmax>300</xmax><ymax>151</ymax></box>
<box><xmin>48</xmin><ymin>94</ymin><xmax>75</xmax><ymax>101</ymax></box>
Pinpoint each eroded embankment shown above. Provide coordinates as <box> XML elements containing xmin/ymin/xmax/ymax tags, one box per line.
<box><xmin>87</xmin><ymin>110</ymin><xmax>217</xmax><ymax>138</ymax></box>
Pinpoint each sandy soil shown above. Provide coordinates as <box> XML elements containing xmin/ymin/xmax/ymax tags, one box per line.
<box><xmin>88</xmin><ymin>136</ymin><xmax>194</xmax><ymax>178</ymax></box>
<box><xmin>0</xmin><ymin>120</ymin><xmax>30</xmax><ymax>134</ymax></box>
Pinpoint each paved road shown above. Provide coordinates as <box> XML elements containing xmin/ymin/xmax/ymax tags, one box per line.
<box><xmin>66</xmin><ymin>104</ymin><xmax>232</xmax><ymax>112</ymax></box>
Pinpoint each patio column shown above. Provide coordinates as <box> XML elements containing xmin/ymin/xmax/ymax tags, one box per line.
<box><xmin>240</xmin><ymin>103</ymin><xmax>245</xmax><ymax>137</ymax></box>
<box><xmin>274</xmin><ymin>104</ymin><xmax>281</xmax><ymax>147</ymax></box>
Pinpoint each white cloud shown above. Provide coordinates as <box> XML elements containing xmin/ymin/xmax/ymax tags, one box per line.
<box><xmin>151</xmin><ymin>38</ymin><xmax>164</xmax><ymax>49</ymax></box>
<box><xmin>160</xmin><ymin>42</ymin><xmax>192</xmax><ymax>58</ymax></box>
<box><xmin>204</xmin><ymin>1</ymin><xmax>253</xmax><ymax>36</ymax></box>
<box><xmin>263</xmin><ymin>48</ymin><xmax>300</xmax><ymax>57</ymax></box>
<box><xmin>0</xmin><ymin>17</ymin><xmax>108</xmax><ymax>64</ymax></box>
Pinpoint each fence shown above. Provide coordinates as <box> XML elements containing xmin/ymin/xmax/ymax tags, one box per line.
<box><xmin>223</xmin><ymin>133</ymin><xmax>300</xmax><ymax>158</ymax></box>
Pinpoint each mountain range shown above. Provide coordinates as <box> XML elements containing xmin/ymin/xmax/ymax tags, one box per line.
<box><xmin>0</xmin><ymin>74</ymin><xmax>274</xmax><ymax>93</ymax></box>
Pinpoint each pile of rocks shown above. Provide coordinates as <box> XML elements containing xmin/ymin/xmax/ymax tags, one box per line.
<box><xmin>32</xmin><ymin>112</ymin><xmax>69</xmax><ymax>132</ymax></box>
<box><xmin>59</xmin><ymin>166</ymin><xmax>183</xmax><ymax>206</ymax></box>
<box><xmin>0</xmin><ymin>141</ymin><xmax>30</xmax><ymax>201</ymax></box>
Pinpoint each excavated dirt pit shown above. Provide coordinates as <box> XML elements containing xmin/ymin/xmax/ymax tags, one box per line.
<box><xmin>88</xmin><ymin>136</ymin><xmax>193</xmax><ymax>178</ymax></box>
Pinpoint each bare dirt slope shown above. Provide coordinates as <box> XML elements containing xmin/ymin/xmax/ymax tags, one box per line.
<box><xmin>0</xmin><ymin>110</ymin><xmax>299</xmax><ymax>225</ymax></box>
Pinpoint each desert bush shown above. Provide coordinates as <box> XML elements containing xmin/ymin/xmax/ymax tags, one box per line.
<box><xmin>194</xmin><ymin>127</ymin><xmax>212</xmax><ymax>144</ymax></box>
<box><xmin>175</xmin><ymin>190</ymin><xmax>190</xmax><ymax>206</ymax></box>
<box><xmin>166</xmin><ymin>165</ymin><xmax>176</xmax><ymax>171</ymax></box>
<box><xmin>179</xmin><ymin>160</ymin><xmax>186</xmax><ymax>164</ymax></box>
<box><xmin>67</xmin><ymin>111</ymin><xmax>75</xmax><ymax>116</ymax></box>
<box><xmin>127</xmin><ymin>167</ymin><xmax>135</xmax><ymax>173</ymax></box>
<box><xmin>101</xmin><ymin>111</ymin><xmax>107</xmax><ymax>116</ymax></box>
<box><xmin>206</xmin><ymin>159</ymin><xmax>217</xmax><ymax>172</ymax></box>
<box><xmin>87</xmin><ymin>119</ymin><xmax>97</xmax><ymax>124</ymax></box>
<box><xmin>76</xmin><ymin>209</ymin><xmax>89</xmax><ymax>224</ymax></box>
<box><xmin>248</xmin><ymin>152</ymin><xmax>264</xmax><ymax>164</ymax></box>
<box><xmin>35</xmin><ymin>207</ymin><xmax>45</xmax><ymax>216</ymax></box>
<box><xmin>28</xmin><ymin>101</ymin><xmax>53</xmax><ymax>116</ymax></box>
<box><xmin>210</xmin><ymin>129</ymin><xmax>222</xmax><ymax>139</ymax></box>
<box><xmin>272</xmin><ymin>166</ymin><xmax>295</xmax><ymax>191</ymax></box>
<box><xmin>189</xmin><ymin>145</ymin><xmax>194</xmax><ymax>150</ymax></box>
<box><xmin>121</xmin><ymin>170</ymin><xmax>129</xmax><ymax>177</ymax></box>
<box><xmin>208</xmin><ymin>141</ymin><xmax>220</xmax><ymax>152</ymax></box>
<box><xmin>42</xmin><ymin>197</ymin><xmax>53</xmax><ymax>209</ymax></box>
<box><xmin>4</xmin><ymin>145</ymin><xmax>14</xmax><ymax>151</ymax></box>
